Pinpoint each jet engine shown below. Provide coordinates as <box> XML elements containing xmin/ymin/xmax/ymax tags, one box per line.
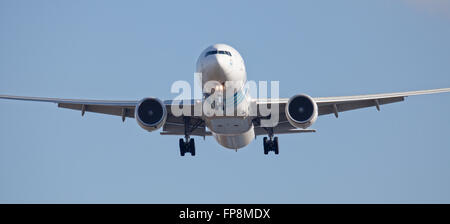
<box><xmin>285</xmin><ymin>94</ymin><xmax>318</xmax><ymax>129</ymax></box>
<box><xmin>135</xmin><ymin>98</ymin><xmax>167</xmax><ymax>132</ymax></box>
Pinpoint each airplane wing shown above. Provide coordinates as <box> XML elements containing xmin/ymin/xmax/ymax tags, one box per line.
<box><xmin>0</xmin><ymin>95</ymin><xmax>209</xmax><ymax>137</ymax></box>
<box><xmin>2</xmin><ymin>87</ymin><xmax>450</xmax><ymax>137</ymax></box>
<box><xmin>0</xmin><ymin>95</ymin><xmax>138</xmax><ymax>121</ymax></box>
<box><xmin>255</xmin><ymin>87</ymin><xmax>450</xmax><ymax>135</ymax></box>
<box><xmin>313</xmin><ymin>88</ymin><xmax>450</xmax><ymax>117</ymax></box>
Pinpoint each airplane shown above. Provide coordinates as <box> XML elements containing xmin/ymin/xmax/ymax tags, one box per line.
<box><xmin>1</xmin><ymin>43</ymin><xmax>450</xmax><ymax>156</ymax></box>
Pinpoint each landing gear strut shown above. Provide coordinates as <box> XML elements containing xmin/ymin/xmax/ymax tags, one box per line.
<box><xmin>179</xmin><ymin>116</ymin><xmax>196</xmax><ymax>156</ymax></box>
<box><xmin>263</xmin><ymin>128</ymin><xmax>279</xmax><ymax>155</ymax></box>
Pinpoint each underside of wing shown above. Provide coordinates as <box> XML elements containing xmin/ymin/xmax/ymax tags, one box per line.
<box><xmin>253</xmin><ymin>121</ymin><xmax>315</xmax><ymax>136</ymax></box>
<box><xmin>314</xmin><ymin>88</ymin><xmax>450</xmax><ymax>117</ymax></box>
<box><xmin>316</xmin><ymin>96</ymin><xmax>404</xmax><ymax>117</ymax></box>
<box><xmin>0</xmin><ymin>95</ymin><xmax>209</xmax><ymax>137</ymax></box>
<box><xmin>0</xmin><ymin>95</ymin><xmax>138</xmax><ymax>121</ymax></box>
<box><xmin>161</xmin><ymin>99</ymin><xmax>209</xmax><ymax>137</ymax></box>
<box><xmin>254</xmin><ymin>87</ymin><xmax>450</xmax><ymax>135</ymax></box>
<box><xmin>161</xmin><ymin>115</ymin><xmax>209</xmax><ymax>137</ymax></box>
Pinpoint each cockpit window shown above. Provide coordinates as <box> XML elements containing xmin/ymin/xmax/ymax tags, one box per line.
<box><xmin>205</xmin><ymin>50</ymin><xmax>232</xmax><ymax>57</ymax></box>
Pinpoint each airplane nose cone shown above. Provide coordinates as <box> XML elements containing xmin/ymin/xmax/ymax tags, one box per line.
<box><xmin>203</xmin><ymin>55</ymin><xmax>232</xmax><ymax>82</ymax></box>
<box><xmin>203</xmin><ymin>56</ymin><xmax>222</xmax><ymax>78</ymax></box>
<box><xmin>207</xmin><ymin>55</ymin><xmax>225</xmax><ymax>69</ymax></box>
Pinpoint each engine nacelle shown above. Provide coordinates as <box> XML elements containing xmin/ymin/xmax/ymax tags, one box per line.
<box><xmin>135</xmin><ymin>97</ymin><xmax>167</xmax><ymax>132</ymax></box>
<box><xmin>285</xmin><ymin>94</ymin><xmax>318</xmax><ymax>129</ymax></box>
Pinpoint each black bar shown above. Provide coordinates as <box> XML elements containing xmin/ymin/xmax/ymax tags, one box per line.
<box><xmin>1</xmin><ymin>204</ymin><xmax>448</xmax><ymax>223</ymax></box>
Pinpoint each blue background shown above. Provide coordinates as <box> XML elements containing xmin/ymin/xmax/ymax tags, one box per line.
<box><xmin>1</xmin><ymin>0</ymin><xmax>450</xmax><ymax>203</ymax></box>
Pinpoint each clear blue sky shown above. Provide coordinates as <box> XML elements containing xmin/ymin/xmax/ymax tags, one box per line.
<box><xmin>1</xmin><ymin>0</ymin><xmax>450</xmax><ymax>203</ymax></box>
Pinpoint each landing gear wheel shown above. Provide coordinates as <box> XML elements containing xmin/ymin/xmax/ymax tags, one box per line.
<box><xmin>179</xmin><ymin>138</ymin><xmax>186</xmax><ymax>156</ymax></box>
<box><xmin>263</xmin><ymin>137</ymin><xmax>269</xmax><ymax>155</ymax></box>
<box><xmin>274</xmin><ymin>137</ymin><xmax>279</xmax><ymax>155</ymax></box>
<box><xmin>189</xmin><ymin>138</ymin><xmax>196</xmax><ymax>156</ymax></box>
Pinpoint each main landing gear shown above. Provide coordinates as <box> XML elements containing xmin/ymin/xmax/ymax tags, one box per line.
<box><xmin>263</xmin><ymin>136</ymin><xmax>279</xmax><ymax>155</ymax></box>
<box><xmin>179</xmin><ymin>116</ymin><xmax>200</xmax><ymax>157</ymax></box>
<box><xmin>263</xmin><ymin>128</ymin><xmax>279</xmax><ymax>155</ymax></box>
<box><xmin>179</xmin><ymin>138</ymin><xmax>195</xmax><ymax>156</ymax></box>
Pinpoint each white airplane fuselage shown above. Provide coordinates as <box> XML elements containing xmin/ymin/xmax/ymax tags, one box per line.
<box><xmin>196</xmin><ymin>44</ymin><xmax>254</xmax><ymax>150</ymax></box>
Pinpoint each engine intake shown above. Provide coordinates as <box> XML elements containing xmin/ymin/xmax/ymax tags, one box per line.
<box><xmin>285</xmin><ymin>94</ymin><xmax>318</xmax><ymax>129</ymax></box>
<box><xmin>135</xmin><ymin>97</ymin><xmax>167</xmax><ymax>132</ymax></box>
